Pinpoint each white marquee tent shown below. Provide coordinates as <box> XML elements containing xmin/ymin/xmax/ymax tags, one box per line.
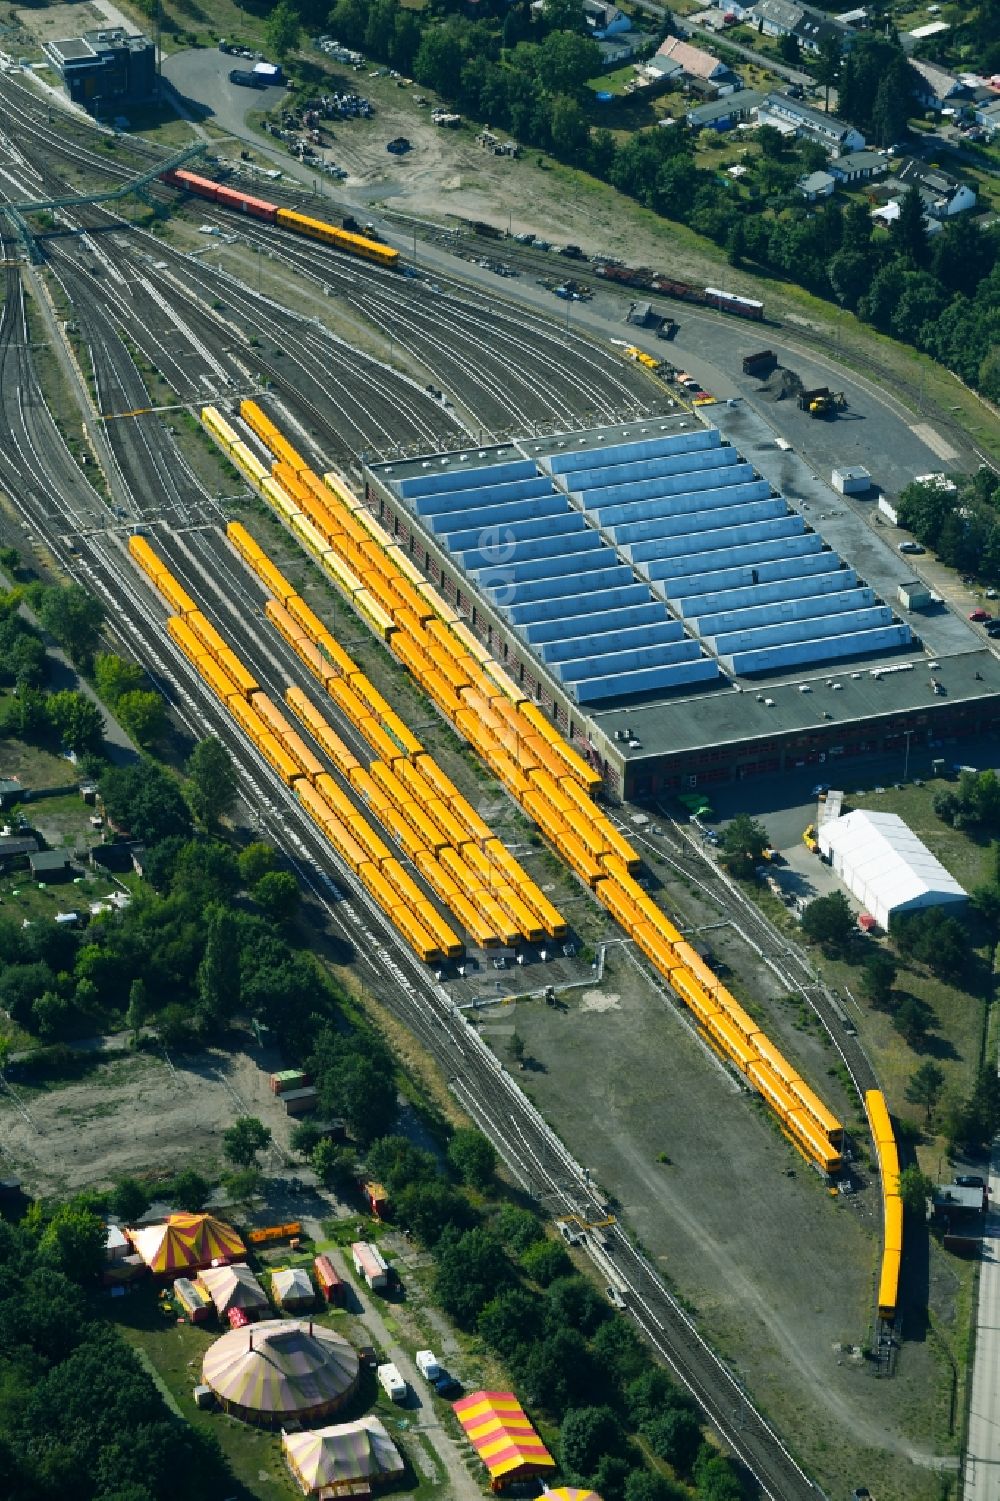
<box><xmin>818</xmin><ymin>809</ymin><xmax>967</xmax><ymax>930</ymax></box>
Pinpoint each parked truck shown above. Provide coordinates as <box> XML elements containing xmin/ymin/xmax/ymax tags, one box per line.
<box><xmin>797</xmin><ymin>386</ymin><xmax>847</xmax><ymax>418</ymax></box>
<box><xmin>742</xmin><ymin>349</ymin><xmax>778</xmax><ymax>377</ymax></box>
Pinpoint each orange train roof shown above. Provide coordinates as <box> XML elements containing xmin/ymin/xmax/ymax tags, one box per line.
<box><xmin>453</xmin><ymin>1391</ymin><xmax>556</xmax><ymax>1483</ymax></box>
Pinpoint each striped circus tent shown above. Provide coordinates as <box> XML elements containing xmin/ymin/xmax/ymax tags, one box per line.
<box><xmin>197</xmin><ymin>1262</ymin><xmax>269</xmax><ymax>1316</ymax></box>
<box><xmin>202</xmin><ymin>1318</ymin><xmax>359</xmax><ymax>1427</ymax></box>
<box><xmin>282</xmin><ymin>1416</ymin><xmax>404</xmax><ymax>1494</ymax></box>
<box><xmin>453</xmin><ymin>1390</ymin><xmax>556</xmax><ymax>1490</ymax></box>
<box><xmin>129</xmin><ymin>1212</ymin><xmax>245</xmax><ymax>1275</ymax></box>
<box><xmin>543</xmin><ymin>1490</ymin><xmax>603</xmax><ymax>1501</ymax></box>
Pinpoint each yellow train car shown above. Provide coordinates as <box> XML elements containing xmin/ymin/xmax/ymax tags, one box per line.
<box><xmin>402</xmin><ymin>800</ymin><xmax>448</xmax><ymax>854</ymax></box>
<box><xmin>381</xmin><ymin>709</ymin><xmax>422</xmax><ymax>760</ymax></box>
<box><xmin>249</xmin><ymin>690</ymin><xmax>295</xmax><ymax>741</ymax></box>
<box><xmin>385</xmin><ymin>543</ymin><xmax>425</xmax><ymax>589</ymax></box>
<box><xmin>555</xmin><ymin>829</ymin><xmax>604</xmax><ymax>887</ymax></box>
<box><xmin>393</xmin><ymin>905</ymin><xmax>442</xmax><ymax>964</ymax></box>
<box><xmin>357</xmin><ymin>716</ymin><xmax>405</xmax><ymax>767</ymax></box>
<box><xmin>321</xmin><ymin>468</ymin><xmax>363</xmax><ymax>512</ymax></box>
<box><xmin>369</xmin><ymin>759</ymin><xmax>410</xmax><ymax>810</ymax></box>
<box><xmin>671</xmin><ymin>968</ymin><xmax>722</xmax><ymax>1028</ymax></box>
<box><xmin>355</xmin><ymin>589</ymin><xmax>395</xmax><ymax>641</ymax></box>
<box><xmin>288</xmin><ymin>635</ymin><xmax>340</xmax><ymax>690</ymax></box>
<box><xmin>704</xmin><ymin>1010</ymin><xmax>757</xmax><ymax>1073</ymax></box>
<box><xmin>199</xmin><ymin>654</ymin><xmax>244</xmax><ymax>707</ymax></box>
<box><xmin>157</xmin><ymin>571</ymin><xmax>197</xmax><ymax>618</ymax></box>
<box><xmin>382</xmin><ymin>857</ymin><xmax>426</xmax><ymax>913</ymax></box>
<box><xmin>347</xmin><ymin>766</ymin><xmax>393</xmax><ymax>822</ymax></box>
<box><xmin>321</xmin><ymin>549</ymin><xmax>365</xmax><ymax>601</ymax></box>
<box><xmin>260</xmin><ymin>475</ymin><xmax>304</xmax><ymax>524</ymax></box>
<box><xmin>884</xmin><ymin>1195</ymin><xmax>903</xmax><ymax>1255</ymax></box>
<box><xmin>481</xmin><ymin>659</ymin><xmax>527</xmax><ymax>706</ymax></box>
<box><xmin>447</xmin><ymin>889</ymin><xmax>498</xmax><ymax>948</ymax></box>
<box><xmin>290</xmin><ymin>513</ymin><xmax>336</xmax><ymax>562</ymax></box>
<box><xmin>417</xmin><ymin>581</ymin><xmax>458</xmax><ymax>625</ymax></box>
<box><xmin>327</xmin><ymin>675</ymin><xmax>371</xmax><ymax>728</ymax></box>
<box><xmin>472</xmin><ymin>889</ymin><xmax>519</xmax><ymax>948</ymax></box>
<box><xmin>346</xmin><ymin>812</ymin><xmax>392</xmax><ymax>868</ymax></box>
<box><xmin>201</xmin><ymin>404</ymin><xmax>240</xmax><ymax>448</ymax></box>
<box><xmin>275</xmin><ymin>208</ymin><xmax>401</xmax><ymax>267</ymax></box>
<box><xmin>415</xmin><ymin>900</ymin><xmax>464</xmax><ymax>960</ymax></box>
<box><xmin>227</xmin><ymin>693</ymin><xmax>269</xmax><ymax>746</ymax></box>
<box><xmin>167</xmin><ymin>614</ymin><xmax>207</xmax><ymax>666</ymax></box>
<box><xmin>391</xmin><ymin>814</ymin><xmax>429</xmax><ymax>866</ymax></box>
<box><xmin>128</xmin><ymin>532</ymin><xmax>166</xmax><ymax>581</ymax></box>
<box><xmin>186</xmin><ymin>609</ymin><xmax>228</xmax><ymax>662</ymax></box>
<box><xmin>215</xmin><ymin>647</ymin><xmax>258</xmax><ymax>702</ymax></box>
<box><xmin>230</xmin><ymin>441</ymin><xmax>270</xmax><ymax>485</ymax></box>
<box><xmin>424</xmin><ymin>798</ymin><xmax>469</xmax><ymax>852</ymax></box>
<box><xmin>414</xmin><ymin>850</ymin><xmax>460</xmax><ymax>905</ymax></box>
<box><xmin>878</xmin><ymin>1251</ymin><xmax>901</xmax><ymax>1321</ymax></box>
<box><xmin>258</xmin><ymin>730</ymin><xmax>304</xmax><ymax>786</ymax></box>
<box><xmin>348</xmin><ymin>672</ymin><xmax>393</xmax><ymax>723</ymax></box>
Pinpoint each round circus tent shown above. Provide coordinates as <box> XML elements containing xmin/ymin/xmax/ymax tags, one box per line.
<box><xmin>202</xmin><ymin>1318</ymin><xmax>360</xmax><ymax>1427</ymax></box>
<box><xmin>129</xmin><ymin>1212</ymin><xmax>245</xmax><ymax>1276</ymax></box>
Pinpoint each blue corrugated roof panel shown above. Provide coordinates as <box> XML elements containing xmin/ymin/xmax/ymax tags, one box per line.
<box><xmin>432</xmin><ymin>495</ymin><xmax>567</xmax><ymax>537</ymax></box>
<box><xmin>724</xmin><ymin>624</ymin><xmax>911</xmax><ymax>676</ymax></box>
<box><xmin>460</xmin><ymin>530</ymin><xmax>602</xmax><ymax>573</ymax></box>
<box><xmin>694</xmin><ymin>586</ymin><xmax>875</xmax><ymax>638</ymax></box>
<box><xmin>641</xmin><ymin>517</ymin><xmax>806</xmax><ymax>567</ymax></box>
<box><xmin>622</xmin><ymin>500</ymin><xmax>788</xmax><ymax>558</ymax></box>
<box><xmin>397</xmin><ymin>459</ymin><xmax>535</xmax><ymax>498</ymax></box>
<box><xmin>445</xmin><ymin>511</ymin><xmax>585</xmax><ymax>556</ymax></box>
<box><xmin>543</xmin><ymin>430</ymin><xmax>715</xmax><ymax>476</ymax></box>
<box><xmin>509</xmin><ymin>583</ymin><xmax>653</xmax><ymax>628</ymax></box>
<box><xmin>479</xmin><ymin>547</ymin><xmax>614</xmax><ymax>588</ymax></box>
<box><xmin>565</xmin><ymin>434</ymin><xmax>724</xmax><ymax>492</ymax></box>
<box><xmin>610</xmin><ymin>482</ymin><xmax>773</xmax><ymax>544</ymax></box>
<box><xmin>571</xmin><ymin>448</ymin><xmax>739</xmax><ymax>505</ymax></box>
<box><xmin>554</xmin><ymin>639</ymin><xmax>703</xmax><ymax>683</ymax></box>
<box><xmin>570</xmin><ymin>656</ymin><xmax>721</xmax><ymax>703</ymax></box>
<box><xmin>710</xmin><ymin>605</ymin><xmax>892</xmax><ymax>656</ymax></box>
<box><xmin>490</xmin><ymin>565</ymin><xmax>634</xmax><ymax>608</ymax></box>
<box><xmin>412</xmin><ymin>476</ymin><xmax>554</xmax><ymax>518</ymax></box>
<box><xmin>588</xmin><ymin>465</ymin><xmax>758</xmax><ymax>525</ymax></box>
<box><xmin>540</xmin><ymin>620</ymin><xmax>685</xmax><ymax>664</ymax></box>
<box><xmin>521</xmin><ymin>601</ymin><xmax>669</xmax><ymax>644</ymax></box>
<box><xmin>672</xmin><ymin>551</ymin><xmax>842</xmax><ymax>611</ymax></box>
<box><xmin>681</xmin><ymin>568</ymin><xmax>856</xmax><ymax>621</ymax></box>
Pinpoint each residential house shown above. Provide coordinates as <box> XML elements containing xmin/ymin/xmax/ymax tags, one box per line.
<box><xmin>0</xmin><ymin>834</ymin><xmax>39</xmax><ymax>871</ymax></box>
<box><xmin>687</xmin><ymin>88</ymin><xmax>763</xmax><ymax>129</ymax></box>
<box><xmin>583</xmin><ymin>0</ymin><xmax>632</xmax><ymax>38</ymax></box>
<box><xmin>752</xmin><ymin>0</ymin><xmax>804</xmax><ymax>38</ymax></box>
<box><xmin>827</xmin><ymin>148</ymin><xmax>888</xmax><ymax>185</ymax></box>
<box><xmin>896</xmin><ymin>156</ymin><xmax>976</xmax><ymax>216</ymax></box>
<box><xmin>29</xmin><ymin>850</ymin><xmax>73</xmax><ymax>881</ymax></box>
<box><xmin>654</xmin><ymin>36</ymin><xmax>729</xmax><ymax>82</ymax></box>
<box><xmin>799</xmin><ymin>169</ymin><xmax>836</xmax><ymax>200</ymax></box>
<box><xmin>598</xmin><ymin>31</ymin><xmax>651</xmax><ymax>63</ymax></box>
<box><xmin>793</xmin><ymin>9</ymin><xmax>852</xmax><ymax>54</ymax></box>
<box><xmin>908</xmin><ymin>57</ymin><xmax>962</xmax><ymax>110</ymax></box>
<box><xmin>974</xmin><ymin>95</ymin><xmax>1000</xmax><ymax>137</ymax></box>
<box><xmin>759</xmin><ymin>92</ymin><xmax>865</xmax><ymax>154</ymax></box>
<box><xmin>871</xmin><ymin>198</ymin><xmax>943</xmax><ymax>235</ymax></box>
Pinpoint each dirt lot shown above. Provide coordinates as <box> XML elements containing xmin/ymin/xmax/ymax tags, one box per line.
<box><xmin>480</xmin><ymin>945</ymin><xmax>960</xmax><ymax>1501</ymax></box>
<box><xmin>0</xmin><ymin>1043</ymin><xmax>294</xmax><ymax>1196</ymax></box>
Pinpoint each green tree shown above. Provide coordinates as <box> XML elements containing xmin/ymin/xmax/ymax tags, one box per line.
<box><xmin>38</xmin><ymin>1204</ymin><xmax>106</xmax><ymax>1283</ymax></box>
<box><xmin>777</xmin><ymin>29</ymin><xmax>800</xmax><ymax>64</ymax></box>
<box><xmin>291</xmin><ymin>1120</ymin><xmax>323</xmax><ymax>1157</ymax></box>
<box><xmin>447</xmin><ymin>1126</ymin><xmax>497</xmax><ymax>1189</ymax></box>
<box><xmin>894</xmin><ymin>994</ymin><xmax>932</xmax><ymax>1047</ymax></box>
<box><xmin>893</xmin><ymin>185</ymin><xmax>929</xmax><ymax>268</ymax></box>
<box><xmin>223</xmin><ymin>1115</ymin><xmax>272</xmax><ymax>1167</ymax></box>
<box><xmin>265</xmin><ymin>0</ymin><xmax>302</xmax><ymax>60</ymax></box>
<box><xmin>126</xmin><ymin>977</ymin><xmax>148</xmax><ymax>1043</ymax></box>
<box><xmin>170</xmin><ymin>1168</ymin><xmax>210</xmax><ymax>1212</ymax></box>
<box><xmin>521</xmin><ymin>1237</ymin><xmax>573</xmax><ymax>1286</ymax></box>
<box><xmin>0</xmin><ymin>544</ymin><xmax>20</xmax><ymax>574</ymax></box>
<box><xmin>396</xmin><ymin>1179</ymin><xmax>475</xmax><ymax>1245</ymax></box>
<box><xmin>801</xmin><ymin>891</ymin><xmax>854</xmax><ymax>953</ymax></box>
<box><xmin>94</xmin><ymin>653</ymin><xmax>145</xmax><ymax>706</ymax></box>
<box><xmin>196</xmin><ymin>905</ymin><xmax>241</xmax><ymax>1027</ymax></box>
<box><xmin>35</xmin><ymin>583</ymin><xmax>104</xmax><ymax>665</ymax></box>
<box><xmin>898</xmin><ymin>1163</ymin><xmax>934</xmax><ymax>1215</ymax></box>
<box><xmin>312</xmin><ymin>1138</ymin><xmax>358</xmax><ymax>1190</ymax></box>
<box><xmin>646</xmin><ymin>1407</ymin><xmax>703</xmax><ymax>1475</ymax></box>
<box><xmin>543</xmin><ymin>0</ymin><xmax>585</xmax><ymax>30</ymax></box>
<box><xmin>99</xmin><ymin>759</ymin><xmax>192</xmax><ymax>845</ymax></box>
<box><xmin>365</xmin><ymin>1135</ymin><xmax>437</xmax><ymax>1194</ymax></box>
<box><xmin>861</xmin><ymin>951</ymin><xmax>897</xmax><ymax>1008</ymax></box>
<box><xmin>253</xmin><ymin>869</ymin><xmax>300</xmax><ymax>922</ymax></box>
<box><xmin>624</xmin><ymin>1472</ymin><xmax>689</xmax><ymax>1501</ymax></box>
<box><xmin>434</xmin><ymin>1225</ymin><xmax>511</xmax><ymax>1326</ymax></box>
<box><xmin>224</xmin><ymin>1165</ymin><xmax>262</xmax><ymax>1206</ymax></box>
<box><xmin>478</xmin><ymin>1287</ymin><xmax>543</xmax><ymax>1359</ymax></box>
<box><xmin>312</xmin><ymin>1027</ymin><xmax>398</xmax><ymax>1144</ymax></box>
<box><xmin>110</xmin><ymin>1177</ymin><xmax>149</xmax><ymax>1224</ymax></box>
<box><xmin>238</xmin><ymin>841</ymin><xmax>279</xmax><ymax>886</ymax></box>
<box><xmin>561</xmin><ymin>1404</ymin><xmax>625</xmax><ymax>1478</ymax></box>
<box><xmin>494</xmin><ymin>1204</ymin><xmax>544</xmax><ymax>1254</ymax></box>
<box><xmin>534</xmin><ymin>29</ymin><xmax>600</xmax><ymax>95</ymax></box>
<box><xmin>187</xmin><ymin>738</ymin><xmax>238</xmax><ymax>827</ymax></box>
<box><xmin>546</xmin><ymin>1275</ymin><xmax>610</xmax><ymax>1337</ymax></box>
<box><xmin>815</xmin><ymin>32</ymin><xmax>841</xmax><ymax>110</ymax></box>
<box><xmin>116</xmin><ymin>689</ymin><xmax>166</xmax><ymax>748</ymax></box>
<box><xmin>720</xmin><ymin>812</ymin><xmax>768</xmax><ymax>878</ymax></box>
<box><xmin>905</xmin><ymin>1061</ymin><xmax>945</xmax><ymax>1121</ymax></box>
<box><xmin>47</xmin><ymin>690</ymin><xmax>105</xmax><ymax>754</ymax></box>
<box><xmin>550</xmin><ymin>93</ymin><xmax>590</xmax><ymax>159</ymax></box>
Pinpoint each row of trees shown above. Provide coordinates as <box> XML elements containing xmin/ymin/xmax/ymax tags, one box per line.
<box><xmin>897</xmin><ymin>472</ymin><xmax>1000</xmax><ymax>588</ymax></box>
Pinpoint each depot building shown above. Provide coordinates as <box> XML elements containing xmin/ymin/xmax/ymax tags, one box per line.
<box><xmin>363</xmin><ymin>419</ymin><xmax>1000</xmax><ymax>800</ymax></box>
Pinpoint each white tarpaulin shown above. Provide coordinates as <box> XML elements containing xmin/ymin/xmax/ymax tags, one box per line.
<box><xmin>818</xmin><ymin>808</ymin><xmax>966</xmax><ymax>930</ymax></box>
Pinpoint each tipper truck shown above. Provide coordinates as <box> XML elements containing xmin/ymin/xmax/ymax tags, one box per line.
<box><xmin>742</xmin><ymin>349</ymin><xmax>778</xmax><ymax>377</ymax></box>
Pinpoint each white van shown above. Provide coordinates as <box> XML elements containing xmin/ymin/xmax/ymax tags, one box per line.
<box><xmin>377</xmin><ymin>1363</ymin><xmax>407</xmax><ymax>1402</ymax></box>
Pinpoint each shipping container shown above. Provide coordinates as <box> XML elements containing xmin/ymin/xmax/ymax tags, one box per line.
<box><xmin>283</xmin><ymin>1085</ymin><xmax>319</xmax><ymax>1116</ymax></box>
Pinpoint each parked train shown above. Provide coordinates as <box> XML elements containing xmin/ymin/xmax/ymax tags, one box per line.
<box><xmin>200</xmin><ymin>401</ymin><xmax>848</xmax><ymax>1181</ymax></box>
<box><xmin>594</xmin><ymin>261</ymin><xmax>764</xmax><ymax>321</ymax></box>
<box><xmin>160</xmin><ymin>169</ymin><xmax>400</xmax><ymax>269</ymax></box>
<box><xmin>866</xmin><ymin>1089</ymin><xmax>902</xmax><ymax>1322</ymax></box>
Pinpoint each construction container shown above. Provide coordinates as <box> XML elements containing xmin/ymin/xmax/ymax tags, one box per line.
<box><xmin>283</xmin><ymin>1086</ymin><xmax>319</xmax><ymax>1116</ymax></box>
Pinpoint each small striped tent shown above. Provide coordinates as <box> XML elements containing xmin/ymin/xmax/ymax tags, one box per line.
<box><xmin>453</xmin><ymin>1390</ymin><xmax>556</xmax><ymax>1491</ymax></box>
<box><xmin>542</xmin><ymin>1490</ymin><xmax>603</xmax><ymax>1501</ymax></box>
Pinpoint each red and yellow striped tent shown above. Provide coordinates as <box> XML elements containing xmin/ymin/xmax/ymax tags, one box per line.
<box><xmin>453</xmin><ymin>1390</ymin><xmax>556</xmax><ymax>1491</ymax></box>
<box><xmin>542</xmin><ymin>1490</ymin><xmax>603</xmax><ymax>1501</ymax></box>
<box><xmin>130</xmin><ymin>1212</ymin><xmax>245</xmax><ymax>1276</ymax></box>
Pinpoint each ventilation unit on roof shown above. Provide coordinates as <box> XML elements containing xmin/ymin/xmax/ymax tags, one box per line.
<box><xmin>928</xmin><ymin>661</ymin><xmax>940</xmax><ymax>670</ymax></box>
<box><xmin>764</xmin><ymin>698</ymin><xmax>775</xmax><ymax>707</ymax></box>
<box><xmin>756</xmin><ymin>694</ymin><xmax>765</xmax><ymax>703</ymax></box>
<box><xmin>798</xmin><ymin>684</ymin><xmax>811</xmax><ymax>693</ymax></box>
<box><xmin>823</xmin><ymin>710</ymin><xmax>833</xmax><ymax>720</ymax></box>
<box><xmin>833</xmin><ymin>683</ymin><xmax>843</xmax><ymax>691</ymax></box>
<box><xmin>851</xmin><ymin>672</ymin><xmax>861</xmax><ymax>680</ymax></box>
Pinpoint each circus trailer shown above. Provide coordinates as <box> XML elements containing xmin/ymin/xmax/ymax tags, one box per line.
<box><xmin>314</xmin><ymin>1253</ymin><xmax>345</xmax><ymax>1306</ymax></box>
<box><xmin>351</xmin><ymin>1241</ymin><xmax>389</xmax><ymax>1291</ymax></box>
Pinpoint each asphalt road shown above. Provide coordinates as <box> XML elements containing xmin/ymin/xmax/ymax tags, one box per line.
<box><xmin>964</xmin><ymin>1146</ymin><xmax>1000</xmax><ymax>1500</ymax></box>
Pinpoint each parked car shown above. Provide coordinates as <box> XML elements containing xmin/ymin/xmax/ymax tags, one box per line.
<box><xmin>898</xmin><ymin>540</ymin><xmax>925</xmax><ymax>554</ymax></box>
<box><xmin>433</xmin><ymin>1369</ymin><xmax>462</xmax><ymax>1397</ymax></box>
<box><xmin>969</xmin><ymin>608</ymin><xmax>993</xmax><ymax>622</ymax></box>
<box><xmin>955</xmin><ymin>1174</ymin><xmax>986</xmax><ymax>1188</ymax></box>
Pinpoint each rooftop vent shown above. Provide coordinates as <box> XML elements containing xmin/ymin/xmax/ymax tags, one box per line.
<box><xmin>764</xmin><ymin>698</ymin><xmax>775</xmax><ymax>707</ymax></box>
<box><xmin>833</xmin><ymin>682</ymin><xmax>843</xmax><ymax>691</ymax></box>
<box><xmin>798</xmin><ymin>684</ymin><xmax>811</xmax><ymax>693</ymax></box>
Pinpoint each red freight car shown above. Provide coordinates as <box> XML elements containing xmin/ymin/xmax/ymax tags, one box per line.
<box><xmin>314</xmin><ymin>1254</ymin><xmax>345</xmax><ymax>1306</ymax></box>
<box><xmin>162</xmin><ymin>169</ymin><xmax>220</xmax><ymax>200</ymax></box>
<box><xmin>213</xmin><ymin>183</ymin><xmax>278</xmax><ymax>220</ymax></box>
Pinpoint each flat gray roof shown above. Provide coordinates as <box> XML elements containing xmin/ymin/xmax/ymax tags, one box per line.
<box><xmin>47</xmin><ymin>36</ymin><xmax>98</xmax><ymax>62</ymax></box>
<box><xmin>590</xmin><ymin>645</ymin><xmax>1000</xmax><ymax>761</ymax></box>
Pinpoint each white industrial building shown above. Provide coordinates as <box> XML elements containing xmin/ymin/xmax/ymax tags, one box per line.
<box><xmin>818</xmin><ymin>809</ymin><xmax>967</xmax><ymax>930</ymax></box>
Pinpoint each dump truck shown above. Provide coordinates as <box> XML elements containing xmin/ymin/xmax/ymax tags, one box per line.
<box><xmin>742</xmin><ymin>349</ymin><xmax>778</xmax><ymax>377</ymax></box>
<box><xmin>798</xmin><ymin>386</ymin><xmax>847</xmax><ymax>418</ymax></box>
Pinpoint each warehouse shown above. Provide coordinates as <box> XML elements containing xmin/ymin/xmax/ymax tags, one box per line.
<box><xmin>817</xmin><ymin>809</ymin><xmax>967</xmax><ymax>930</ymax></box>
<box><xmin>364</xmin><ymin>420</ymin><xmax>1000</xmax><ymax>799</ymax></box>
<box><xmin>42</xmin><ymin>28</ymin><xmax>156</xmax><ymax>114</ymax></box>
